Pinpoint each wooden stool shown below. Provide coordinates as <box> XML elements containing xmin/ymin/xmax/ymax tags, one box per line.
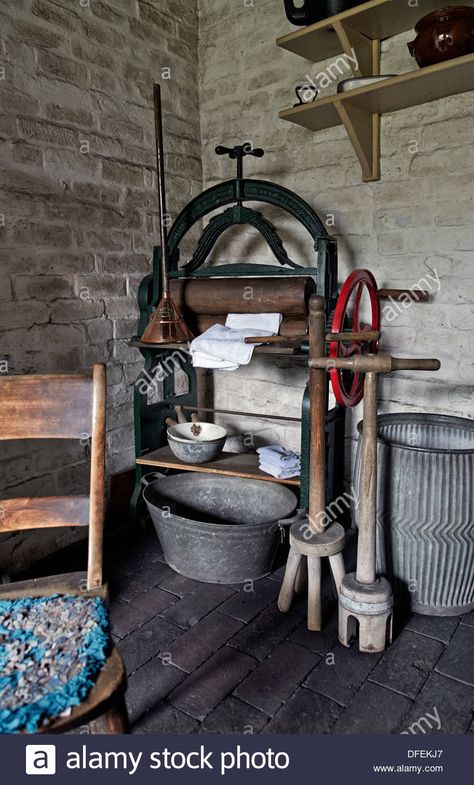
<box><xmin>278</xmin><ymin>517</ymin><xmax>345</xmax><ymax>630</ymax></box>
<box><xmin>277</xmin><ymin>296</ymin><xmax>347</xmax><ymax>631</ymax></box>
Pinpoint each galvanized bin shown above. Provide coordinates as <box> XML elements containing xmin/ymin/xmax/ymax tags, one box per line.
<box><xmin>143</xmin><ymin>472</ymin><xmax>298</xmax><ymax>584</ymax></box>
<box><xmin>355</xmin><ymin>413</ymin><xmax>474</xmax><ymax>616</ymax></box>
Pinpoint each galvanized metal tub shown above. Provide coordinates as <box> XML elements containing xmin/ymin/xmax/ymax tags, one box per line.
<box><xmin>143</xmin><ymin>472</ymin><xmax>298</xmax><ymax>584</ymax></box>
<box><xmin>355</xmin><ymin>413</ymin><xmax>474</xmax><ymax>616</ymax></box>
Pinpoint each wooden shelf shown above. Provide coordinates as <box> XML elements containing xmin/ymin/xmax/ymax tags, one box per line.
<box><xmin>277</xmin><ymin>0</ymin><xmax>474</xmax><ymax>69</ymax></box>
<box><xmin>137</xmin><ymin>446</ymin><xmax>301</xmax><ymax>487</ymax></box>
<box><xmin>130</xmin><ymin>339</ymin><xmax>306</xmax><ymax>359</ymax></box>
<box><xmin>280</xmin><ymin>54</ymin><xmax>474</xmax><ymax>180</ymax></box>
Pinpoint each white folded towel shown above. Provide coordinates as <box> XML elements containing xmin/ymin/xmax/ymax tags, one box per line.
<box><xmin>225</xmin><ymin>313</ymin><xmax>283</xmax><ymax>333</ymax></box>
<box><xmin>190</xmin><ymin>313</ymin><xmax>283</xmax><ymax>371</ymax></box>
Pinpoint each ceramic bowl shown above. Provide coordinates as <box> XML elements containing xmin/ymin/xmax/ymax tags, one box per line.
<box><xmin>167</xmin><ymin>423</ymin><xmax>227</xmax><ymax>464</ymax></box>
<box><xmin>337</xmin><ymin>75</ymin><xmax>397</xmax><ymax>92</ymax></box>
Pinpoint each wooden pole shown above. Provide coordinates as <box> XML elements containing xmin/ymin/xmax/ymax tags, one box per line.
<box><xmin>308</xmin><ymin>296</ymin><xmax>326</xmax><ymax>534</ymax></box>
<box><xmin>355</xmin><ymin>371</ymin><xmax>378</xmax><ymax>585</ymax></box>
<box><xmin>153</xmin><ymin>83</ymin><xmax>170</xmax><ymax>298</ymax></box>
<box><xmin>87</xmin><ymin>364</ymin><xmax>106</xmax><ymax>591</ymax></box>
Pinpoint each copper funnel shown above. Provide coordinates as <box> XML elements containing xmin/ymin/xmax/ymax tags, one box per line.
<box><xmin>141</xmin><ymin>293</ymin><xmax>194</xmax><ymax>344</ymax></box>
<box><xmin>139</xmin><ymin>84</ymin><xmax>194</xmax><ymax>346</ymax></box>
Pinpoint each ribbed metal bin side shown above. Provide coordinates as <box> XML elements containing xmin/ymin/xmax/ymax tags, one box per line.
<box><xmin>354</xmin><ymin>414</ymin><xmax>474</xmax><ymax>616</ymax></box>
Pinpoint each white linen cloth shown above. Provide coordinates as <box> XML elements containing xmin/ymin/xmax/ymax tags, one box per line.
<box><xmin>190</xmin><ymin>313</ymin><xmax>283</xmax><ymax>371</ymax></box>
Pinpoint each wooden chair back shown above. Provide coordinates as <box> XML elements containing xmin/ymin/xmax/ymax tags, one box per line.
<box><xmin>0</xmin><ymin>364</ymin><xmax>106</xmax><ymax>590</ymax></box>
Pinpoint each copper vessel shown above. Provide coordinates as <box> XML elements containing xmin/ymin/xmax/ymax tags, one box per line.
<box><xmin>408</xmin><ymin>6</ymin><xmax>474</xmax><ymax>68</ymax></box>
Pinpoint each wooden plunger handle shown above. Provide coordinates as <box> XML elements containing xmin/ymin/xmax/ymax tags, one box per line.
<box><xmin>244</xmin><ymin>335</ymin><xmax>306</xmax><ymax>345</ymax></box>
<box><xmin>245</xmin><ymin>330</ymin><xmax>381</xmax><ymax>345</ymax></box>
<box><xmin>378</xmin><ymin>288</ymin><xmax>429</xmax><ymax>302</ymax></box>
<box><xmin>356</xmin><ymin>371</ymin><xmax>378</xmax><ymax>585</ymax></box>
<box><xmin>308</xmin><ymin>295</ymin><xmax>327</xmax><ymax>535</ymax></box>
<box><xmin>310</xmin><ymin>354</ymin><xmax>441</xmax><ymax>374</ymax></box>
<box><xmin>326</xmin><ymin>330</ymin><xmax>380</xmax><ymax>343</ymax></box>
<box><xmin>391</xmin><ymin>358</ymin><xmax>440</xmax><ymax>371</ymax></box>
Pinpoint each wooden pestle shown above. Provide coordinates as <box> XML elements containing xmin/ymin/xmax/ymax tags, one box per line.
<box><xmin>308</xmin><ymin>296</ymin><xmax>327</xmax><ymax>535</ymax></box>
<box><xmin>355</xmin><ymin>371</ymin><xmax>378</xmax><ymax>585</ymax></box>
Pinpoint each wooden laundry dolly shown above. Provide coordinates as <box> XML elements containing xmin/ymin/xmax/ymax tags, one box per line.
<box><xmin>310</xmin><ymin>352</ymin><xmax>441</xmax><ymax>652</ymax></box>
<box><xmin>277</xmin><ymin>296</ymin><xmax>346</xmax><ymax>631</ymax></box>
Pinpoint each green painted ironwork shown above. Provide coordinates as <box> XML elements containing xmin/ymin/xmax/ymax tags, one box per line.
<box><xmin>130</xmin><ymin>172</ymin><xmax>342</xmax><ymax>523</ymax></box>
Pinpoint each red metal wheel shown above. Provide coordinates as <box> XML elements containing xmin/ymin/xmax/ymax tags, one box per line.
<box><xmin>329</xmin><ymin>269</ymin><xmax>380</xmax><ymax>407</ymax></box>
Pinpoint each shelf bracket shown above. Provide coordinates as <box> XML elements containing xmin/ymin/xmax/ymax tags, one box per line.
<box><xmin>335</xmin><ymin>101</ymin><xmax>380</xmax><ymax>182</ymax></box>
<box><xmin>332</xmin><ymin>20</ymin><xmax>380</xmax><ymax>77</ymax></box>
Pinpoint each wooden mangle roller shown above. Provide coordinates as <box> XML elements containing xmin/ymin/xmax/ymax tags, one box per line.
<box><xmin>169</xmin><ymin>276</ymin><xmax>316</xmax><ymax>337</ymax></box>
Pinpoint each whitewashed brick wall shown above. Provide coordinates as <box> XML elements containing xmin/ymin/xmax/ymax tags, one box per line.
<box><xmin>198</xmin><ymin>0</ymin><xmax>474</xmax><ymax>471</ymax></box>
<box><xmin>0</xmin><ymin>0</ymin><xmax>202</xmax><ymax>568</ymax></box>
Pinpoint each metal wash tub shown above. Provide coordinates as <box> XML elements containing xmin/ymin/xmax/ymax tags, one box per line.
<box><xmin>355</xmin><ymin>413</ymin><xmax>474</xmax><ymax>615</ymax></box>
<box><xmin>142</xmin><ymin>472</ymin><xmax>298</xmax><ymax>584</ymax></box>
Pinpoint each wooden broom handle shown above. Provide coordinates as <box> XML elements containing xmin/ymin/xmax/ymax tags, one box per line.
<box><xmin>154</xmin><ymin>83</ymin><xmax>170</xmax><ymax>297</ymax></box>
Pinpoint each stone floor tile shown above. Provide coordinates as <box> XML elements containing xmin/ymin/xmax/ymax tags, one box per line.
<box><xmin>114</xmin><ymin>540</ymin><xmax>163</xmax><ymax>576</ymax></box>
<box><xmin>161</xmin><ymin>583</ymin><xmax>235</xmax><ymax>628</ymax></box>
<box><xmin>461</xmin><ymin>610</ymin><xmax>474</xmax><ymax>628</ymax></box>
<box><xmin>435</xmin><ymin>624</ymin><xmax>474</xmax><ymax>686</ymax></box>
<box><xmin>158</xmin><ymin>572</ymin><xmax>204</xmax><ymax>597</ymax></box>
<box><xmin>117</xmin><ymin>616</ymin><xmax>183</xmax><ymax>674</ymax></box>
<box><xmin>288</xmin><ymin>613</ymin><xmax>339</xmax><ymax>656</ymax></box>
<box><xmin>235</xmin><ymin>641</ymin><xmax>318</xmax><ymax>715</ymax></box>
<box><xmin>305</xmin><ymin>641</ymin><xmax>381</xmax><ymax>706</ymax></box>
<box><xmin>167</xmin><ymin>610</ymin><xmax>244</xmax><ymax>672</ymax></box>
<box><xmin>109</xmin><ymin>561</ymin><xmax>174</xmax><ymax>603</ymax></box>
<box><xmin>168</xmin><ymin>647</ymin><xmax>256</xmax><ymax>720</ymax></box>
<box><xmin>132</xmin><ymin>703</ymin><xmax>200</xmax><ymax>734</ymax></box>
<box><xmin>262</xmin><ymin>686</ymin><xmax>342</xmax><ymax>734</ymax></box>
<box><xmin>399</xmin><ymin>672</ymin><xmax>474</xmax><ymax>735</ymax></box>
<box><xmin>228</xmin><ymin>604</ymin><xmax>302</xmax><ymax>660</ymax></box>
<box><xmin>201</xmin><ymin>697</ymin><xmax>268</xmax><ymax>735</ymax></box>
<box><xmin>126</xmin><ymin>657</ymin><xmax>186</xmax><ymax>724</ymax></box>
<box><xmin>111</xmin><ymin>588</ymin><xmax>177</xmax><ymax>639</ymax></box>
<box><xmin>334</xmin><ymin>682</ymin><xmax>413</xmax><ymax>734</ymax></box>
<box><xmin>369</xmin><ymin>630</ymin><xmax>445</xmax><ymax>698</ymax></box>
<box><xmin>405</xmin><ymin>613</ymin><xmax>460</xmax><ymax>644</ymax></box>
<box><xmin>219</xmin><ymin>577</ymin><xmax>280</xmax><ymax>623</ymax></box>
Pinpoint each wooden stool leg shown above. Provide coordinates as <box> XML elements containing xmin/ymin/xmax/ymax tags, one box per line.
<box><xmin>307</xmin><ymin>555</ymin><xmax>322</xmax><ymax>631</ymax></box>
<box><xmin>90</xmin><ymin>696</ymin><xmax>130</xmax><ymax>734</ymax></box>
<box><xmin>278</xmin><ymin>547</ymin><xmax>302</xmax><ymax>613</ymax></box>
<box><xmin>295</xmin><ymin>556</ymin><xmax>307</xmax><ymax>593</ymax></box>
<box><xmin>329</xmin><ymin>552</ymin><xmax>345</xmax><ymax>595</ymax></box>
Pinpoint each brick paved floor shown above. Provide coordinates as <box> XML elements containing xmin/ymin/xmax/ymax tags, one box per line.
<box><xmin>108</xmin><ymin>525</ymin><xmax>474</xmax><ymax>735</ymax></box>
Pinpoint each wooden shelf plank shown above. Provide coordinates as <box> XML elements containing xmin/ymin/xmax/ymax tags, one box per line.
<box><xmin>137</xmin><ymin>446</ymin><xmax>301</xmax><ymax>487</ymax></box>
<box><xmin>277</xmin><ymin>0</ymin><xmax>474</xmax><ymax>63</ymax></box>
<box><xmin>280</xmin><ymin>54</ymin><xmax>474</xmax><ymax>132</ymax></box>
<box><xmin>129</xmin><ymin>339</ymin><xmax>305</xmax><ymax>357</ymax></box>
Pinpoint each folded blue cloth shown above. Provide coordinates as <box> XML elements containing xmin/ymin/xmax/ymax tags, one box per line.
<box><xmin>259</xmin><ymin>460</ymin><xmax>300</xmax><ymax>480</ymax></box>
